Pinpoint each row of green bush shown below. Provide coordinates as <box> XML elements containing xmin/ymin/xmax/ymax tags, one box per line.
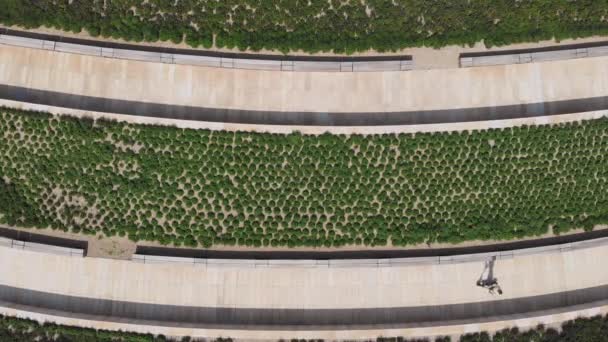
<box><xmin>0</xmin><ymin>108</ymin><xmax>607</xmax><ymax>249</ymax></box>
<box><xmin>0</xmin><ymin>314</ymin><xmax>230</xmax><ymax>341</ymax></box>
<box><xmin>3</xmin><ymin>0</ymin><xmax>608</xmax><ymax>53</ymax></box>
<box><xmin>3</xmin><ymin>313</ymin><xmax>608</xmax><ymax>341</ymax></box>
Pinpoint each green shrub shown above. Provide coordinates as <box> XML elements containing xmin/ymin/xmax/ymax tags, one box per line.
<box><xmin>3</xmin><ymin>1</ymin><xmax>608</xmax><ymax>53</ymax></box>
<box><xmin>2</xmin><ymin>313</ymin><xmax>608</xmax><ymax>341</ymax></box>
<box><xmin>1</xmin><ymin>108</ymin><xmax>608</xmax><ymax>248</ymax></box>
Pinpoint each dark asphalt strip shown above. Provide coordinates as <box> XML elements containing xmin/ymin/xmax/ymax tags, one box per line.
<box><xmin>0</xmin><ymin>283</ymin><xmax>607</xmax><ymax>329</ymax></box>
<box><xmin>1</xmin><ymin>85</ymin><xmax>608</xmax><ymax>126</ymax></box>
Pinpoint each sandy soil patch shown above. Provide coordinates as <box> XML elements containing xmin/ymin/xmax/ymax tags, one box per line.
<box><xmin>1</xmin><ymin>225</ymin><xmax>135</xmax><ymax>259</ymax></box>
<box><xmin>87</xmin><ymin>236</ymin><xmax>137</xmax><ymax>259</ymax></box>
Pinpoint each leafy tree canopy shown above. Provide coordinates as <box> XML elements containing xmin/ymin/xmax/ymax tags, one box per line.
<box><xmin>2</xmin><ymin>0</ymin><xmax>608</xmax><ymax>53</ymax></box>
<box><xmin>1</xmin><ymin>108</ymin><xmax>607</xmax><ymax>249</ymax></box>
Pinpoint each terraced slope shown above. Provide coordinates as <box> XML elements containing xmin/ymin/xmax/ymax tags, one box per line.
<box><xmin>3</xmin><ymin>1</ymin><xmax>608</xmax><ymax>53</ymax></box>
<box><xmin>1</xmin><ymin>108</ymin><xmax>607</xmax><ymax>248</ymax></box>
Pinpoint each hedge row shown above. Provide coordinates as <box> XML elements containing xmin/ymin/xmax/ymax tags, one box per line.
<box><xmin>3</xmin><ymin>1</ymin><xmax>608</xmax><ymax>53</ymax></box>
<box><xmin>1</xmin><ymin>108</ymin><xmax>607</xmax><ymax>248</ymax></box>
<box><xmin>3</xmin><ymin>313</ymin><xmax>608</xmax><ymax>341</ymax></box>
<box><xmin>0</xmin><ymin>314</ymin><xmax>232</xmax><ymax>342</ymax></box>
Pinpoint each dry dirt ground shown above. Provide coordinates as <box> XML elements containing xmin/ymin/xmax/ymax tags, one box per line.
<box><xmin>2</xmin><ymin>225</ymin><xmax>136</xmax><ymax>259</ymax></box>
<box><xmin>86</xmin><ymin>236</ymin><xmax>137</xmax><ymax>259</ymax></box>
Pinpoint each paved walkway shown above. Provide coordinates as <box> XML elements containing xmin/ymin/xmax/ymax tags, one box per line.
<box><xmin>1</xmin><ymin>241</ymin><xmax>608</xmax><ymax>339</ymax></box>
<box><xmin>2</xmin><ymin>44</ymin><xmax>608</xmax><ymax>116</ymax></box>
<box><xmin>3</xmin><ymin>244</ymin><xmax>605</xmax><ymax>310</ymax></box>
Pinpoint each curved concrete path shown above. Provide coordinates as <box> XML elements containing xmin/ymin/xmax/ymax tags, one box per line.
<box><xmin>1</xmin><ymin>239</ymin><xmax>608</xmax><ymax>339</ymax></box>
<box><xmin>3</xmin><ymin>299</ymin><xmax>608</xmax><ymax>340</ymax></box>
<box><xmin>2</xmin><ymin>44</ymin><xmax>608</xmax><ymax>117</ymax></box>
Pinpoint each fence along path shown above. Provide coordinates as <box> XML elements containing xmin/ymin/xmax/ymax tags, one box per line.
<box><xmin>1</xmin><ymin>222</ymin><xmax>607</xmax><ymax>267</ymax></box>
<box><xmin>0</xmin><ymin>236</ymin><xmax>83</xmax><ymax>257</ymax></box>
<box><xmin>0</xmin><ymin>31</ymin><xmax>413</xmax><ymax>72</ymax></box>
<box><xmin>132</xmin><ymin>236</ymin><xmax>608</xmax><ymax>267</ymax></box>
<box><xmin>460</xmin><ymin>41</ymin><xmax>608</xmax><ymax>67</ymax></box>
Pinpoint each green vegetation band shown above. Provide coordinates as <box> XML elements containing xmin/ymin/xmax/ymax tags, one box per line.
<box><xmin>3</xmin><ymin>0</ymin><xmax>608</xmax><ymax>53</ymax></box>
<box><xmin>1</xmin><ymin>108</ymin><xmax>607</xmax><ymax>248</ymax></box>
<box><xmin>2</xmin><ymin>312</ymin><xmax>608</xmax><ymax>341</ymax></box>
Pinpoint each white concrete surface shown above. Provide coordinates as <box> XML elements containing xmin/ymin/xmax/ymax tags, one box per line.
<box><xmin>2</xmin><ymin>44</ymin><xmax>608</xmax><ymax>114</ymax></box>
<box><xmin>1</xmin><ymin>242</ymin><xmax>606</xmax><ymax>311</ymax></box>
<box><xmin>1</xmin><ymin>241</ymin><xmax>608</xmax><ymax>340</ymax></box>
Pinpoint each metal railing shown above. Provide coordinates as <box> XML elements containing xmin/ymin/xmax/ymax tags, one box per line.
<box><xmin>460</xmin><ymin>44</ymin><xmax>608</xmax><ymax>67</ymax></box>
<box><xmin>0</xmin><ymin>33</ymin><xmax>413</xmax><ymax>72</ymax></box>
<box><xmin>131</xmin><ymin>236</ymin><xmax>608</xmax><ymax>267</ymax></box>
<box><xmin>0</xmin><ymin>236</ymin><xmax>84</xmax><ymax>257</ymax></box>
